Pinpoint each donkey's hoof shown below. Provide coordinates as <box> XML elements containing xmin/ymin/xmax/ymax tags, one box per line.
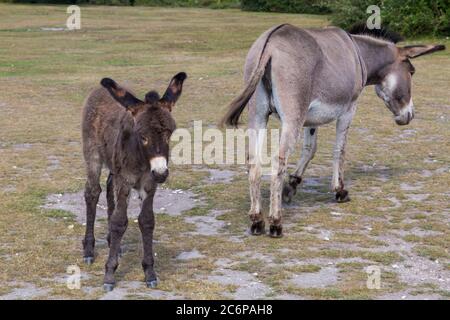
<box><xmin>146</xmin><ymin>279</ymin><xmax>158</xmax><ymax>289</ymax></box>
<box><xmin>282</xmin><ymin>184</ymin><xmax>295</xmax><ymax>204</ymax></box>
<box><xmin>83</xmin><ymin>256</ymin><xmax>94</xmax><ymax>265</ymax></box>
<box><xmin>336</xmin><ymin>189</ymin><xmax>350</xmax><ymax>203</ymax></box>
<box><xmin>103</xmin><ymin>283</ymin><xmax>115</xmax><ymax>292</ymax></box>
<box><xmin>250</xmin><ymin>220</ymin><xmax>265</xmax><ymax>236</ymax></box>
<box><xmin>269</xmin><ymin>225</ymin><xmax>283</xmax><ymax>238</ymax></box>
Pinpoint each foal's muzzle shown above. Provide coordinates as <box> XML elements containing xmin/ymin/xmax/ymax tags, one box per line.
<box><xmin>150</xmin><ymin>156</ymin><xmax>169</xmax><ymax>183</ymax></box>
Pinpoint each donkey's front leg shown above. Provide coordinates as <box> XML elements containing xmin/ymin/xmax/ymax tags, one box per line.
<box><xmin>103</xmin><ymin>179</ymin><xmax>130</xmax><ymax>291</ymax></box>
<box><xmin>138</xmin><ymin>186</ymin><xmax>158</xmax><ymax>288</ymax></box>
<box><xmin>332</xmin><ymin>104</ymin><xmax>356</xmax><ymax>203</ymax></box>
<box><xmin>269</xmin><ymin>122</ymin><xmax>300</xmax><ymax>237</ymax></box>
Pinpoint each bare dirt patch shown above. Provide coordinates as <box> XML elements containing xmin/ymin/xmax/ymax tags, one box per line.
<box><xmin>42</xmin><ymin>187</ymin><xmax>198</xmax><ymax>224</ymax></box>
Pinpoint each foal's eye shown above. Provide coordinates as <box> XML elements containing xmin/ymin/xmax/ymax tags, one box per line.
<box><xmin>141</xmin><ymin>136</ymin><xmax>149</xmax><ymax>146</ymax></box>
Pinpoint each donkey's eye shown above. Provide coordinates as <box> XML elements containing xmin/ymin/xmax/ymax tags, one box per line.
<box><xmin>141</xmin><ymin>136</ymin><xmax>149</xmax><ymax>146</ymax></box>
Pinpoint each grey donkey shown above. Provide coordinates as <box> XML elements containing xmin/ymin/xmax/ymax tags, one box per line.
<box><xmin>221</xmin><ymin>23</ymin><xmax>445</xmax><ymax>238</ymax></box>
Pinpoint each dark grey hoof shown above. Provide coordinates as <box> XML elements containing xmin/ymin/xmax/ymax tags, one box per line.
<box><xmin>282</xmin><ymin>184</ymin><xmax>295</xmax><ymax>204</ymax></box>
<box><xmin>146</xmin><ymin>280</ymin><xmax>158</xmax><ymax>288</ymax></box>
<box><xmin>269</xmin><ymin>225</ymin><xmax>283</xmax><ymax>238</ymax></box>
<box><xmin>103</xmin><ymin>283</ymin><xmax>115</xmax><ymax>292</ymax></box>
<box><xmin>83</xmin><ymin>256</ymin><xmax>94</xmax><ymax>265</ymax></box>
<box><xmin>250</xmin><ymin>220</ymin><xmax>265</xmax><ymax>236</ymax></box>
<box><xmin>336</xmin><ymin>189</ymin><xmax>350</xmax><ymax>203</ymax></box>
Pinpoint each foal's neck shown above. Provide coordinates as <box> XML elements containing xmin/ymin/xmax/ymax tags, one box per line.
<box><xmin>352</xmin><ymin>35</ymin><xmax>397</xmax><ymax>86</ymax></box>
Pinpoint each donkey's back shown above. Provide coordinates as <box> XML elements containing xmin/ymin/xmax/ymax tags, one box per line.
<box><xmin>82</xmin><ymin>86</ymin><xmax>128</xmax><ymax>170</ymax></box>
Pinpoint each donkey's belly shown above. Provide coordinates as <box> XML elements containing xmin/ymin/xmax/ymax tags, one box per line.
<box><xmin>303</xmin><ymin>100</ymin><xmax>343</xmax><ymax>127</ymax></box>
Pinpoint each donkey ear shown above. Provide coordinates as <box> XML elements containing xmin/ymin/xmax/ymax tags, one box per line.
<box><xmin>160</xmin><ymin>72</ymin><xmax>187</xmax><ymax>112</ymax></box>
<box><xmin>100</xmin><ymin>78</ymin><xmax>143</xmax><ymax>109</ymax></box>
<box><xmin>400</xmin><ymin>45</ymin><xmax>445</xmax><ymax>59</ymax></box>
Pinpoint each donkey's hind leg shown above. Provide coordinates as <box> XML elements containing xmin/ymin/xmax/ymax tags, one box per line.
<box><xmin>247</xmin><ymin>81</ymin><xmax>270</xmax><ymax>235</ymax></box>
<box><xmin>282</xmin><ymin>127</ymin><xmax>318</xmax><ymax>203</ymax></box>
<box><xmin>82</xmin><ymin>157</ymin><xmax>102</xmax><ymax>265</ymax></box>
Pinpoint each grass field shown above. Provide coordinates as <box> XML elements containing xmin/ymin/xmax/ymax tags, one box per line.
<box><xmin>0</xmin><ymin>4</ymin><xmax>449</xmax><ymax>299</ymax></box>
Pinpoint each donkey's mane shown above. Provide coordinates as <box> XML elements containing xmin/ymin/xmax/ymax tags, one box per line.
<box><xmin>348</xmin><ymin>22</ymin><xmax>404</xmax><ymax>44</ymax></box>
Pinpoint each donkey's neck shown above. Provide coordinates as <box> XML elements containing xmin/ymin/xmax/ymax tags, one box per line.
<box><xmin>352</xmin><ymin>35</ymin><xmax>397</xmax><ymax>86</ymax></box>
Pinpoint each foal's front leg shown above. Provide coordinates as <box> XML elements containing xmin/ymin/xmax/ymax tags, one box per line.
<box><xmin>332</xmin><ymin>104</ymin><xmax>356</xmax><ymax>203</ymax></box>
<box><xmin>138</xmin><ymin>184</ymin><xmax>158</xmax><ymax>288</ymax></box>
<box><xmin>103</xmin><ymin>177</ymin><xmax>130</xmax><ymax>291</ymax></box>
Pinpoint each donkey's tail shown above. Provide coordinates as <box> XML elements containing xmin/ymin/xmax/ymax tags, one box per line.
<box><xmin>219</xmin><ymin>24</ymin><xmax>288</xmax><ymax>128</ymax></box>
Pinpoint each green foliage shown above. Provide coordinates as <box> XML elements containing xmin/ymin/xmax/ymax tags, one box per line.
<box><xmin>1</xmin><ymin>0</ymin><xmax>240</xmax><ymax>8</ymax></box>
<box><xmin>330</xmin><ymin>0</ymin><xmax>450</xmax><ymax>37</ymax></box>
<box><xmin>383</xmin><ymin>0</ymin><xmax>450</xmax><ymax>37</ymax></box>
<box><xmin>241</xmin><ymin>0</ymin><xmax>331</xmax><ymax>14</ymax></box>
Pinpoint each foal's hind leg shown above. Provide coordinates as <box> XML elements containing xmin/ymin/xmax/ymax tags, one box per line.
<box><xmin>82</xmin><ymin>158</ymin><xmax>102</xmax><ymax>264</ymax></box>
<box><xmin>247</xmin><ymin>81</ymin><xmax>270</xmax><ymax>235</ymax></box>
<box><xmin>282</xmin><ymin>127</ymin><xmax>318</xmax><ymax>203</ymax></box>
<box><xmin>332</xmin><ymin>103</ymin><xmax>356</xmax><ymax>203</ymax></box>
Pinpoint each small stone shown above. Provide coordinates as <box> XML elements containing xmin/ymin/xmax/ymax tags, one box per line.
<box><xmin>253</xmin><ymin>273</ymin><xmax>258</xmax><ymax>276</ymax></box>
<box><xmin>401</xmin><ymin>296</ymin><xmax>406</xmax><ymax>299</ymax></box>
<box><xmin>324</xmin><ymin>237</ymin><xmax>330</xmax><ymax>241</ymax></box>
<box><xmin>68</xmin><ymin>224</ymin><xmax>74</xmax><ymax>229</ymax></box>
<box><xmin>330</xmin><ymin>211</ymin><xmax>341</xmax><ymax>216</ymax></box>
<box><xmin>392</xmin><ymin>264</ymin><xmax>399</xmax><ymax>269</ymax></box>
<box><xmin>133</xmin><ymin>219</ymin><xmax>138</xmax><ymax>223</ymax></box>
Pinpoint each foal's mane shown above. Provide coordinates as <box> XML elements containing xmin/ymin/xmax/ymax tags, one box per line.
<box><xmin>348</xmin><ymin>22</ymin><xmax>404</xmax><ymax>44</ymax></box>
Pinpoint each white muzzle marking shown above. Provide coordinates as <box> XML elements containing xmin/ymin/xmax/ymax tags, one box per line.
<box><xmin>395</xmin><ymin>98</ymin><xmax>414</xmax><ymax>123</ymax></box>
<box><xmin>150</xmin><ymin>156</ymin><xmax>167</xmax><ymax>174</ymax></box>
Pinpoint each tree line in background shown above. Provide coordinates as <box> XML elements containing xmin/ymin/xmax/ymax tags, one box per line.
<box><xmin>2</xmin><ymin>0</ymin><xmax>449</xmax><ymax>37</ymax></box>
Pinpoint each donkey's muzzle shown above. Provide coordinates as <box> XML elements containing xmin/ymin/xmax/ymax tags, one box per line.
<box><xmin>150</xmin><ymin>156</ymin><xmax>169</xmax><ymax>183</ymax></box>
<box><xmin>395</xmin><ymin>100</ymin><xmax>414</xmax><ymax>126</ymax></box>
<box><xmin>395</xmin><ymin>110</ymin><xmax>414</xmax><ymax>125</ymax></box>
<box><xmin>152</xmin><ymin>169</ymin><xmax>168</xmax><ymax>183</ymax></box>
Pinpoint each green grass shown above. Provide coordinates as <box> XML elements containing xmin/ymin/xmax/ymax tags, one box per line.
<box><xmin>0</xmin><ymin>4</ymin><xmax>449</xmax><ymax>300</ymax></box>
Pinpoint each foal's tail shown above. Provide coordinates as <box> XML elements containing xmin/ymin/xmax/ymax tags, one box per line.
<box><xmin>219</xmin><ymin>24</ymin><xmax>288</xmax><ymax>128</ymax></box>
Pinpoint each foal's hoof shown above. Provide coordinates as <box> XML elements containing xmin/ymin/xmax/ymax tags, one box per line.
<box><xmin>83</xmin><ymin>256</ymin><xmax>94</xmax><ymax>265</ymax></box>
<box><xmin>269</xmin><ymin>225</ymin><xmax>283</xmax><ymax>238</ymax></box>
<box><xmin>103</xmin><ymin>283</ymin><xmax>115</xmax><ymax>292</ymax></box>
<box><xmin>250</xmin><ymin>220</ymin><xmax>265</xmax><ymax>236</ymax></box>
<box><xmin>146</xmin><ymin>279</ymin><xmax>158</xmax><ymax>289</ymax></box>
<box><xmin>282</xmin><ymin>184</ymin><xmax>295</xmax><ymax>204</ymax></box>
<box><xmin>336</xmin><ymin>189</ymin><xmax>350</xmax><ymax>203</ymax></box>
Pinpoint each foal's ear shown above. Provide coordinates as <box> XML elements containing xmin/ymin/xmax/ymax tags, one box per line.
<box><xmin>400</xmin><ymin>44</ymin><xmax>446</xmax><ymax>59</ymax></box>
<box><xmin>100</xmin><ymin>78</ymin><xmax>143</xmax><ymax>111</ymax></box>
<box><xmin>159</xmin><ymin>72</ymin><xmax>187</xmax><ymax>112</ymax></box>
